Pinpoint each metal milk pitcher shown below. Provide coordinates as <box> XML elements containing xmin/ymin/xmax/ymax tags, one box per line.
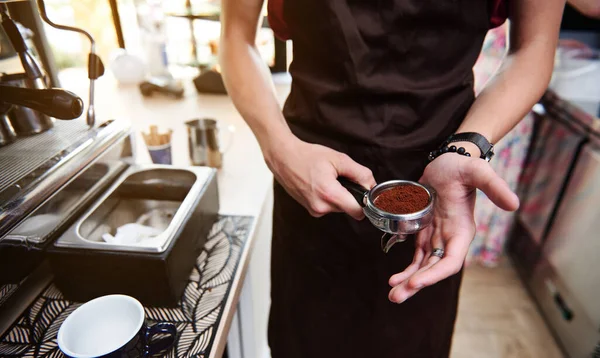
<box><xmin>185</xmin><ymin>118</ymin><xmax>234</xmax><ymax>169</ymax></box>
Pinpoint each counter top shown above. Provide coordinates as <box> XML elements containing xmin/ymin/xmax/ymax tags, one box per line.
<box><xmin>58</xmin><ymin>68</ymin><xmax>290</xmax><ymax>217</ymax></box>
<box><xmin>0</xmin><ymin>67</ymin><xmax>289</xmax><ymax>357</ymax></box>
<box><xmin>0</xmin><ymin>215</ymin><xmax>254</xmax><ymax>357</ymax></box>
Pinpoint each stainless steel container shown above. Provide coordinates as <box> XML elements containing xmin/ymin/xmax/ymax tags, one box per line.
<box><xmin>0</xmin><ymin>116</ymin><xmax>220</xmax><ymax>309</ymax></box>
<box><xmin>338</xmin><ymin>178</ymin><xmax>435</xmax><ymax>253</ymax></box>
<box><xmin>54</xmin><ymin>166</ymin><xmax>215</xmax><ymax>253</ymax></box>
<box><xmin>0</xmin><ymin>119</ymin><xmax>132</xmax><ymax>284</ymax></box>
<box><xmin>185</xmin><ymin>118</ymin><xmax>233</xmax><ymax>168</ymax></box>
<box><xmin>49</xmin><ymin>165</ymin><xmax>219</xmax><ymax>307</ymax></box>
<box><xmin>363</xmin><ymin>180</ymin><xmax>435</xmax><ymax>235</ymax></box>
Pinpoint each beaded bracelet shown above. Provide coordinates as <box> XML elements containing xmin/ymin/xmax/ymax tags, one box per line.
<box><xmin>427</xmin><ymin>145</ymin><xmax>471</xmax><ymax>162</ymax></box>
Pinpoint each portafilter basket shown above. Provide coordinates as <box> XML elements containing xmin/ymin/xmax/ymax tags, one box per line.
<box><xmin>338</xmin><ymin>178</ymin><xmax>436</xmax><ymax>253</ymax></box>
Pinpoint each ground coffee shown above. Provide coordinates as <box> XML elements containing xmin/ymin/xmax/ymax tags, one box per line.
<box><xmin>373</xmin><ymin>185</ymin><xmax>429</xmax><ymax>214</ymax></box>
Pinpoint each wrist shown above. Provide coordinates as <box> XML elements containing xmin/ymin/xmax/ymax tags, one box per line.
<box><xmin>449</xmin><ymin>141</ymin><xmax>481</xmax><ymax>158</ymax></box>
<box><xmin>445</xmin><ymin>132</ymin><xmax>494</xmax><ymax>160</ymax></box>
<box><xmin>428</xmin><ymin>132</ymin><xmax>494</xmax><ymax>162</ymax></box>
<box><xmin>261</xmin><ymin>131</ymin><xmax>299</xmax><ymax>168</ymax></box>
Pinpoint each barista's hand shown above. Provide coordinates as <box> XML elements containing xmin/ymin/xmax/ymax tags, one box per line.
<box><xmin>265</xmin><ymin>137</ymin><xmax>376</xmax><ymax>220</ymax></box>
<box><xmin>387</xmin><ymin>153</ymin><xmax>519</xmax><ymax>303</ymax></box>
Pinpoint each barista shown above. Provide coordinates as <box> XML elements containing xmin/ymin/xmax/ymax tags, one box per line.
<box><xmin>220</xmin><ymin>0</ymin><xmax>565</xmax><ymax>357</ymax></box>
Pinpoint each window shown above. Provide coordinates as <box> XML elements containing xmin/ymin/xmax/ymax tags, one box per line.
<box><xmin>39</xmin><ymin>0</ymin><xmax>282</xmax><ymax>73</ymax></box>
<box><xmin>42</xmin><ymin>0</ymin><xmax>119</xmax><ymax>70</ymax></box>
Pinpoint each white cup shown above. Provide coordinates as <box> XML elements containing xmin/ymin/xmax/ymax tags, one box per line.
<box><xmin>57</xmin><ymin>295</ymin><xmax>176</xmax><ymax>358</ymax></box>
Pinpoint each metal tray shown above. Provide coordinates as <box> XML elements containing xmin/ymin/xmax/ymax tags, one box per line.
<box><xmin>3</xmin><ymin>160</ymin><xmax>125</xmax><ymax>245</ymax></box>
<box><xmin>0</xmin><ymin>119</ymin><xmax>132</xmax><ymax>239</ymax></box>
<box><xmin>54</xmin><ymin>165</ymin><xmax>215</xmax><ymax>253</ymax></box>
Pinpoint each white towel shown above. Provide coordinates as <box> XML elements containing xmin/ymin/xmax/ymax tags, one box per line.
<box><xmin>101</xmin><ymin>223</ymin><xmax>163</xmax><ymax>246</ymax></box>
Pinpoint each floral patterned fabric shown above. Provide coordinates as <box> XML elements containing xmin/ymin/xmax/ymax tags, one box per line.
<box><xmin>468</xmin><ymin>23</ymin><xmax>535</xmax><ymax>266</ymax></box>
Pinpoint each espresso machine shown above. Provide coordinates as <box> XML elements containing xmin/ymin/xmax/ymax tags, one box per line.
<box><xmin>0</xmin><ymin>0</ymin><xmax>105</xmax><ymax>144</ymax></box>
<box><xmin>0</xmin><ymin>0</ymin><xmax>220</xmax><ymax>336</ymax></box>
<box><xmin>0</xmin><ymin>0</ymin><xmax>107</xmax><ymax>292</ymax></box>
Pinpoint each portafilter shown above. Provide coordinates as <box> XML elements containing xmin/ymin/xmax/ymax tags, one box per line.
<box><xmin>338</xmin><ymin>178</ymin><xmax>436</xmax><ymax>253</ymax></box>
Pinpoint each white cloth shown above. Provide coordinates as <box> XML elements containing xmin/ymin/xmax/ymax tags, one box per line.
<box><xmin>102</xmin><ymin>223</ymin><xmax>163</xmax><ymax>246</ymax></box>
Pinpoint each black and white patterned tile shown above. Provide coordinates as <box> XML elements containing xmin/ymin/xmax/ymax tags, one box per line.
<box><xmin>0</xmin><ymin>216</ymin><xmax>253</xmax><ymax>357</ymax></box>
<box><xmin>0</xmin><ymin>284</ymin><xmax>20</xmax><ymax>307</ymax></box>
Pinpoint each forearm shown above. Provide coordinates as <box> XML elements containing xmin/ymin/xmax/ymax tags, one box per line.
<box><xmin>457</xmin><ymin>0</ymin><xmax>565</xmax><ymax>149</ymax></box>
<box><xmin>220</xmin><ymin>0</ymin><xmax>295</xmax><ymax>161</ymax></box>
<box><xmin>458</xmin><ymin>43</ymin><xmax>554</xmax><ymax>144</ymax></box>
<box><xmin>220</xmin><ymin>41</ymin><xmax>294</xmax><ymax>157</ymax></box>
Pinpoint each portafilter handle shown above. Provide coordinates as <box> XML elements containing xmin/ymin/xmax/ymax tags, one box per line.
<box><xmin>338</xmin><ymin>177</ymin><xmax>369</xmax><ymax>207</ymax></box>
<box><xmin>0</xmin><ymin>85</ymin><xmax>84</xmax><ymax>120</ymax></box>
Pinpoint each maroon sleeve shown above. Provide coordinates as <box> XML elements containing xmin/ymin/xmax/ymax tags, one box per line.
<box><xmin>267</xmin><ymin>0</ymin><xmax>291</xmax><ymax>41</ymax></box>
<box><xmin>490</xmin><ymin>0</ymin><xmax>509</xmax><ymax>28</ymax></box>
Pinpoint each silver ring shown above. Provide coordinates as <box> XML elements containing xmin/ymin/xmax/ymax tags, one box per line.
<box><xmin>431</xmin><ymin>248</ymin><xmax>444</xmax><ymax>258</ymax></box>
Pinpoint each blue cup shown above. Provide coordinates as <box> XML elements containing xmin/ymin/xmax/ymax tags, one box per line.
<box><xmin>57</xmin><ymin>295</ymin><xmax>176</xmax><ymax>358</ymax></box>
<box><xmin>147</xmin><ymin>143</ymin><xmax>172</xmax><ymax>165</ymax></box>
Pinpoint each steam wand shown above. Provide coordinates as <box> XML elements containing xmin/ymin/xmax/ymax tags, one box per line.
<box><xmin>36</xmin><ymin>0</ymin><xmax>105</xmax><ymax>128</ymax></box>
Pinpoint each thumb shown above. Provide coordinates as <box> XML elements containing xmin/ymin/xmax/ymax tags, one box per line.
<box><xmin>464</xmin><ymin>160</ymin><xmax>520</xmax><ymax>211</ymax></box>
<box><xmin>334</xmin><ymin>153</ymin><xmax>376</xmax><ymax>190</ymax></box>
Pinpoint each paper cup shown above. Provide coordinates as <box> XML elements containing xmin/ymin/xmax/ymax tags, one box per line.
<box><xmin>147</xmin><ymin>143</ymin><xmax>172</xmax><ymax>165</ymax></box>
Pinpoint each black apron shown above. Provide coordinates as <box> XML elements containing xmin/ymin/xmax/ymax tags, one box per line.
<box><xmin>269</xmin><ymin>1</ymin><xmax>491</xmax><ymax>357</ymax></box>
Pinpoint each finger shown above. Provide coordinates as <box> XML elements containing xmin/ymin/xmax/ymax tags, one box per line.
<box><xmin>389</xmin><ymin>282</ymin><xmax>419</xmax><ymax>304</ymax></box>
<box><xmin>320</xmin><ymin>182</ymin><xmax>365</xmax><ymax>220</ymax></box>
<box><xmin>463</xmin><ymin>160</ymin><xmax>519</xmax><ymax>211</ymax></box>
<box><xmin>389</xmin><ymin>264</ymin><xmax>430</xmax><ymax>303</ymax></box>
<box><xmin>420</xmin><ymin>245</ymin><xmax>444</xmax><ymax>270</ymax></box>
<box><xmin>334</xmin><ymin>153</ymin><xmax>377</xmax><ymax>190</ymax></box>
<box><xmin>407</xmin><ymin>236</ymin><xmax>470</xmax><ymax>289</ymax></box>
<box><xmin>388</xmin><ymin>247</ymin><xmax>425</xmax><ymax>287</ymax></box>
<box><xmin>388</xmin><ymin>249</ymin><xmax>446</xmax><ymax>304</ymax></box>
<box><xmin>389</xmin><ymin>231</ymin><xmax>467</xmax><ymax>304</ymax></box>
<box><xmin>306</xmin><ymin>199</ymin><xmax>337</xmax><ymax>218</ymax></box>
<box><xmin>281</xmin><ymin>179</ymin><xmax>349</xmax><ymax>218</ymax></box>
<box><xmin>422</xmin><ymin>231</ymin><xmax>445</xmax><ymax>267</ymax></box>
<box><xmin>388</xmin><ymin>226</ymin><xmax>433</xmax><ymax>286</ymax></box>
<box><xmin>415</xmin><ymin>227</ymin><xmax>434</xmax><ymax>260</ymax></box>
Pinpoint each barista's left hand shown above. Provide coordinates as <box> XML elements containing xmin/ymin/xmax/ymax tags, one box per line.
<box><xmin>387</xmin><ymin>153</ymin><xmax>519</xmax><ymax>303</ymax></box>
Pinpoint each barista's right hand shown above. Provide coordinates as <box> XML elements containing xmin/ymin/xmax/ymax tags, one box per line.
<box><xmin>264</xmin><ymin>137</ymin><xmax>376</xmax><ymax>220</ymax></box>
